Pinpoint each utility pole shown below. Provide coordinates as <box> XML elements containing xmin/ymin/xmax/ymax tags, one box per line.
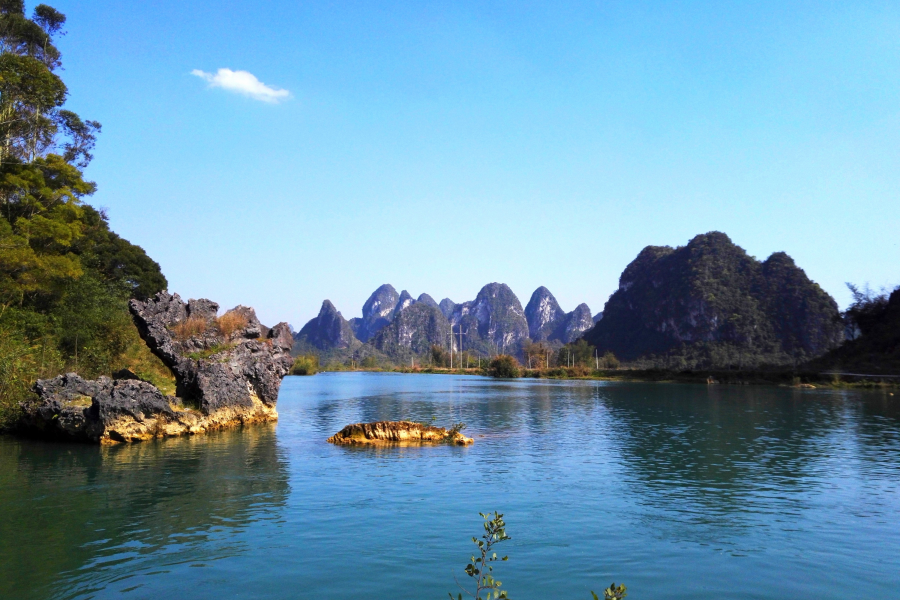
<box><xmin>457</xmin><ymin>326</ymin><xmax>468</xmax><ymax>370</ymax></box>
<box><xmin>595</xmin><ymin>348</ymin><xmax>599</xmax><ymax>370</ymax></box>
<box><xmin>449</xmin><ymin>324</ymin><xmax>453</xmax><ymax>370</ymax></box>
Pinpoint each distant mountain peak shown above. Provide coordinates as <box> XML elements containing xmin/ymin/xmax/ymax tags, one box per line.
<box><xmin>525</xmin><ymin>286</ymin><xmax>565</xmax><ymax>340</ymax></box>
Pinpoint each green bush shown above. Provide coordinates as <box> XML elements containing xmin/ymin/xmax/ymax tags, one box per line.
<box><xmin>488</xmin><ymin>354</ymin><xmax>520</xmax><ymax>378</ymax></box>
<box><xmin>291</xmin><ymin>354</ymin><xmax>319</xmax><ymax>376</ymax></box>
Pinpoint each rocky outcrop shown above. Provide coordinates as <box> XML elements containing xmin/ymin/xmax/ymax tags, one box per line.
<box><xmin>371</xmin><ymin>302</ymin><xmax>450</xmax><ymax>356</ymax></box>
<box><xmin>19</xmin><ymin>373</ymin><xmax>276</xmax><ymax>444</ymax></box>
<box><xmin>129</xmin><ymin>293</ymin><xmax>293</xmax><ymax>413</ymax></box>
<box><xmin>20</xmin><ymin>292</ymin><xmax>293</xmax><ymax>444</ymax></box>
<box><xmin>299</xmin><ymin>283</ymin><xmax>593</xmax><ymax>361</ymax></box>
<box><xmin>448</xmin><ymin>283</ymin><xmax>529</xmax><ymax>355</ymax></box>
<box><xmin>327</xmin><ymin>421</ymin><xmax>473</xmax><ymax>445</ymax></box>
<box><xmin>554</xmin><ymin>302</ymin><xmax>594</xmax><ymax>343</ymax></box>
<box><xmin>356</xmin><ymin>284</ymin><xmax>401</xmax><ymax>342</ymax></box>
<box><xmin>396</xmin><ymin>290</ymin><xmax>415</xmax><ymax>312</ymax></box>
<box><xmin>525</xmin><ymin>286</ymin><xmax>566</xmax><ymax>340</ymax></box>
<box><xmin>294</xmin><ymin>300</ymin><xmax>360</xmax><ymax>351</ymax></box>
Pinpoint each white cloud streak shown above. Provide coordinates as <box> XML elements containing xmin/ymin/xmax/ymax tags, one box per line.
<box><xmin>191</xmin><ymin>68</ymin><xmax>290</xmax><ymax>103</ymax></box>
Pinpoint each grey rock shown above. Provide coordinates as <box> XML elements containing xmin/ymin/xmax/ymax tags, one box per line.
<box><xmin>20</xmin><ymin>373</ymin><xmax>173</xmax><ymax>443</ymax></box>
<box><xmin>395</xmin><ymin>290</ymin><xmax>415</xmax><ymax>313</ymax></box>
<box><xmin>129</xmin><ymin>292</ymin><xmax>293</xmax><ymax>413</ymax></box>
<box><xmin>525</xmin><ymin>286</ymin><xmax>566</xmax><ymax>341</ymax></box>
<box><xmin>357</xmin><ymin>284</ymin><xmax>400</xmax><ymax>342</ymax></box>
<box><xmin>555</xmin><ymin>303</ymin><xmax>594</xmax><ymax>343</ymax></box>
<box><xmin>450</xmin><ymin>283</ymin><xmax>529</xmax><ymax>355</ymax></box>
<box><xmin>372</xmin><ymin>302</ymin><xmax>450</xmax><ymax>356</ymax></box>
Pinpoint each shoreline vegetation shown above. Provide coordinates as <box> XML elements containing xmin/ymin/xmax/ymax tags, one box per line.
<box><xmin>310</xmin><ymin>361</ymin><xmax>900</xmax><ymax>389</ymax></box>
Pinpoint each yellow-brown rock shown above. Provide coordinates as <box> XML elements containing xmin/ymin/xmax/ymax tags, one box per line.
<box><xmin>327</xmin><ymin>421</ymin><xmax>473</xmax><ymax>446</ymax></box>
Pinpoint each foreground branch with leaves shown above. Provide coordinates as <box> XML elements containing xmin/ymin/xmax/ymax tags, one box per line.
<box><xmin>450</xmin><ymin>512</ymin><xmax>626</xmax><ymax>600</ymax></box>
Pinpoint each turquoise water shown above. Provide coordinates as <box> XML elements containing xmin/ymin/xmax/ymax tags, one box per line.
<box><xmin>1</xmin><ymin>373</ymin><xmax>899</xmax><ymax>599</ymax></box>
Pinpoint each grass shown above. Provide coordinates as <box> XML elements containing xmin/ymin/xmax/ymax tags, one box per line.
<box><xmin>216</xmin><ymin>311</ymin><xmax>248</xmax><ymax>338</ymax></box>
<box><xmin>170</xmin><ymin>316</ymin><xmax>208</xmax><ymax>341</ymax></box>
<box><xmin>185</xmin><ymin>343</ymin><xmax>234</xmax><ymax>361</ymax></box>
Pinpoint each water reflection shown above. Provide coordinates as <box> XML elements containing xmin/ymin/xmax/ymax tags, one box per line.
<box><xmin>3</xmin><ymin>374</ymin><xmax>898</xmax><ymax>600</ymax></box>
<box><xmin>0</xmin><ymin>425</ymin><xmax>289</xmax><ymax>600</ymax></box>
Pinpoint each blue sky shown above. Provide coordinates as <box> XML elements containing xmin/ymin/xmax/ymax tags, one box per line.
<box><xmin>53</xmin><ymin>0</ymin><xmax>900</xmax><ymax>328</ymax></box>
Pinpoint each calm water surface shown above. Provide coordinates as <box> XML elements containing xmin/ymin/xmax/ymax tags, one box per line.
<box><xmin>1</xmin><ymin>373</ymin><xmax>899</xmax><ymax>599</ymax></box>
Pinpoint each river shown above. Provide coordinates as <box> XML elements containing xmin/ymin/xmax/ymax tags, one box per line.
<box><xmin>1</xmin><ymin>373</ymin><xmax>898</xmax><ymax>599</ymax></box>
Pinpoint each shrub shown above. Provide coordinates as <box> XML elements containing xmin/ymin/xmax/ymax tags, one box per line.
<box><xmin>291</xmin><ymin>354</ymin><xmax>319</xmax><ymax>376</ymax></box>
<box><xmin>449</xmin><ymin>511</ymin><xmax>511</xmax><ymax>600</ymax></box>
<box><xmin>170</xmin><ymin>316</ymin><xmax>208</xmax><ymax>341</ymax></box>
<box><xmin>600</xmin><ymin>351</ymin><xmax>620</xmax><ymax>369</ymax></box>
<box><xmin>488</xmin><ymin>354</ymin><xmax>520</xmax><ymax>378</ymax></box>
<box><xmin>450</xmin><ymin>512</ymin><xmax>626</xmax><ymax>600</ymax></box>
<box><xmin>0</xmin><ymin>327</ymin><xmax>44</xmax><ymax>427</ymax></box>
<box><xmin>216</xmin><ymin>311</ymin><xmax>248</xmax><ymax>338</ymax></box>
<box><xmin>431</xmin><ymin>344</ymin><xmax>450</xmax><ymax>368</ymax></box>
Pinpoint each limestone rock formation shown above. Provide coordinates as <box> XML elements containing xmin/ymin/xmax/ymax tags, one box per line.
<box><xmin>524</xmin><ymin>288</ymin><xmax>595</xmax><ymax>345</ymax></box>
<box><xmin>371</xmin><ymin>302</ymin><xmax>450</xmax><ymax>357</ymax></box>
<box><xmin>582</xmin><ymin>232</ymin><xmax>843</xmax><ymax>367</ymax></box>
<box><xmin>396</xmin><ymin>290</ymin><xmax>415</xmax><ymax>312</ymax></box>
<box><xmin>439</xmin><ymin>298</ymin><xmax>457</xmax><ymax>319</ymax></box>
<box><xmin>555</xmin><ymin>302</ymin><xmax>594</xmax><ymax>343</ymax></box>
<box><xmin>525</xmin><ymin>286</ymin><xmax>566</xmax><ymax>340</ymax></box>
<box><xmin>448</xmin><ymin>283</ymin><xmax>529</xmax><ymax>355</ymax></box>
<box><xmin>355</xmin><ymin>284</ymin><xmax>401</xmax><ymax>342</ymax></box>
<box><xmin>129</xmin><ymin>292</ymin><xmax>293</xmax><ymax>413</ymax></box>
<box><xmin>327</xmin><ymin>421</ymin><xmax>473</xmax><ymax>445</ymax></box>
<box><xmin>416</xmin><ymin>293</ymin><xmax>439</xmax><ymax>309</ymax></box>
<box><xmin>294</xmin><ymin>300</ymin><xmax>360</xmax><ymax>351</ymax></box>
<box><xmin>20</xmin><ymin>292</ymin><xmax>293</xmax><ymax>444</ymax></box>
<box><xmin>19</xmin><ymin>372</ymin><xmax>276</xmax><ymax>444</ymax></box>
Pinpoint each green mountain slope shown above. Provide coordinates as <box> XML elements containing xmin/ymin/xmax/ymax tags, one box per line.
<box><xmin>583</xmin><ymin>232</ymin><xmax>843</xmax><ymax>368</ymax></box>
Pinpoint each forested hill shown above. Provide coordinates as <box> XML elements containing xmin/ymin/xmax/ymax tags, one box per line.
<box><xmin>582</xmin><ymin>232</ymin><xmax>844</xmax><ymax>369</ymax></box>
<box><xmin>0</xmin><ymin>3</ymin><xmax>169</xmax><ymax>425</ymax></box>
<box><xmin>809</xmin><ymin>285</ymin><xmax>900</xmax><ymax>374</ymax></box>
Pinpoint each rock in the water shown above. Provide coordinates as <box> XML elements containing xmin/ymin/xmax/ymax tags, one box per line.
<box><xmin>327</xmin><ymin>421</ymin><xmax>473</xmax><ymax>445</ymax></box>
<box><xmin>19</xmin><ymin>292</ymin><xmax>294</xmax><ymax>444</ymax></box>
<box><xmin>20</xmin><ymin>372</ymin><xmax>278</xmax><ymax>444</ymax></box>
<box><xmin>20</xmin><ymin>373</ymin><xmax>173</xmax><ymax>443</ymax></box>
<box><xmin>129</xmin><ymin>292</ymin><xmax>293</xmax><ymax>413</ymax></box>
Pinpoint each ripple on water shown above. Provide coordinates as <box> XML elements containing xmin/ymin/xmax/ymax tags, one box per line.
<box><xmin>0</xmin><ymin>374</ymin><xmax>898</xmax><ymax>599</ymax></box>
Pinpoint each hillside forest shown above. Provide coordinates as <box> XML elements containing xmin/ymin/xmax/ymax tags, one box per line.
<box><xmin>0</xmin><ymin>2</ymin><xmax>171</xmax><ymax>425</ymax></box>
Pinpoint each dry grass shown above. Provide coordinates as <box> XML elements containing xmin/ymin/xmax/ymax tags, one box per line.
<box><xmin>216</xmin><ymin>311</ymin><xmax>249</xmax><ymax>338</ymax></box>
<box><xmin>170</xmin><ymin>316</ymin><xmax>208</xmax><ymax>341</ymax></box>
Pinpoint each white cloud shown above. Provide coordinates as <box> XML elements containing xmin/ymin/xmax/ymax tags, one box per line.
<box><xmin>191</xmin><ymin>68</ymin><xmax>290</xmax><ymax>103</ymax></box>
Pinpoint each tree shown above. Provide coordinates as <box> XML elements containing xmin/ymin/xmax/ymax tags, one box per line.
<box><xmin>488</xmin><ymin>354</ymin><xmax>520</xmax><ymax>378</ymax></box>
<box><xmin>0</xmin><ymin>4</ymin><xmax>169</xmax><ymax>425</ymax></box>
<box><xmin>557</xmin><ymin>339</ymin><xmax>594</xmax><ymax>367</ymax></box>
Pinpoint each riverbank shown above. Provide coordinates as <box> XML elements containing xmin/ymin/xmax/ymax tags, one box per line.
<box><xmin>318</xmin><ymin>365</ymin><xmax>900</xmax><ymax>389</ymax></box>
